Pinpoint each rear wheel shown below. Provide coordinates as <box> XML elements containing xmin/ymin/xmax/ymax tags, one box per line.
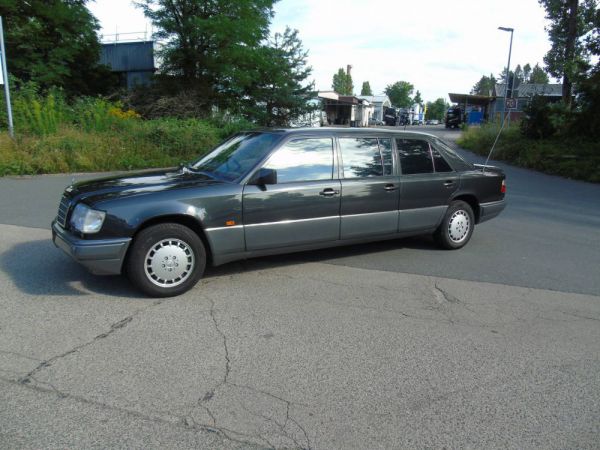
<box><xmin>434</xmin><ymin>201</ymin><xmax>474</xmax><ymax>250</ymax></box>
<box><xmin>126</xmin><ymin>223</ymin><xmax>206</xmax><ymax>297</ymax></box>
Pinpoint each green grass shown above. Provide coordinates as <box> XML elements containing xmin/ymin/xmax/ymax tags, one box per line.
<box><xmin>0</xmin><ymin>84</ymin><xmax>256</xmax><ymax>176</ymax></box>
<box><xmin>457</xmin><ymin>124</ymin><xmax>600</xmax><ymax>183</ymax></box>
<box><xmin>0</xmin><ymin>118</ymin><xmax>254</xmax><ymax>176</ymax></box>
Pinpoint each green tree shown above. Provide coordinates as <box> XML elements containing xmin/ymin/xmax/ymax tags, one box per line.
<box><xmin>539</xmin><ymin>0</ymin><xmax>598</xmax><ymax>107</ymax></box>
<box><xmin>385</xmin><ymin>81</ymin><xmax>413</xmax><ymax>108</ymax></box>
<box><xmin>360</xmin><ymin>81</ymin><xmax>373</xmax><ymax>96</ymax></box>
<box><xmin>523</xmin><ymin>63</ymin><xmax>532</xmax><ymax>82</ymax></box>
<box><xmin>425</xmin><ymin>98</ymin><xmax>448</xmax><ymax>121</ymax></box>
<box><xmin>138</xmin><ymin>0</ymin><xmax>276</xmax><ymax>107</ymax></box>
<box><xmin>529</xmin><ymin>63</ymin><xmax>550</xmax><ymax>84</ymax></box>
<box><xmin>413</xmin><ymin>90</ymin><xmax>423</xmax><ymax>105</ymax></box>
<box><xmin>241</xmin><ymin>27</ymin><xmax>315</xmax><ymax>126</ymax></box>
<box><xmin>332</xmin><ymin>68</ymin><xmax>353</xmax><ymax>95</ymax></box>
<box><xmin>0</xmin><ymin>0</ymin><xmax>114</xmax><ymax>95</ymax></box>
<box><xmin>471</xmin><ymin>74</ymin><xmax>496</xmax><ymax>95</ymax></box>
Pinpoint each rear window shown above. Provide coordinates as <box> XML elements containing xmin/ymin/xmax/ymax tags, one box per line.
<box><xmin>431</xmin><ymin>139</ymin><xmax>473</xmax><ymax>171</ymax></box>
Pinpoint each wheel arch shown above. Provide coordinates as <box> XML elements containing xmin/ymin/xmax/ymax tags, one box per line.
<box><xmin>450</xmin><ymin>193</ymin><xmax>480</xmax><ymax>223</ymax></box>
<box><xmin>128</xmin><ymin>214</ymin><xmax>214</xmax><ymax>266</ymax></box>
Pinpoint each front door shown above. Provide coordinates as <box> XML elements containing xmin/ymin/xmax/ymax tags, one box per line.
<box><xmin>338</xmin><ymin>136</ymin><xmax>400</xmax><ymax>239</ymax></box>
<box><xmin>396</xmin><ymin>138</ymin><xmax>459</xmax><ymax>232</ymax></box>
<box><xmin>243</xmin><ymin>136</ymin><xmax>341</xmax><ymax>251</ymax></box>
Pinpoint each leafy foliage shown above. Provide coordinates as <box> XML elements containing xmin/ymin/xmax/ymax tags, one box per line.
<box><xmin>0</xmin><ymin>0</ymin><xmax>116</xmax><ymax>96</ymax></box>
<box><xmin>331</xmin><ymin>68</ymin><xmax>353</xmax><ymax>95</ymax></box>
<box><xmin>384</xmin><ymin>81</ymin><xmax>413</xmax><ymax>108</ymax></box>
<box><xmin>239</xmin><ymin>27</ymin><xmax>315</xmax><ymax>126</ymax></box>
<box><xmin>425</xmin><ymin>98</ymin><xmax>448</xmax><ymax>121</ymax></box>
<box><xmin>137</xmin><ymin>0</ymin><xmax>275</xmax><ymax>105</ymax></box>
<box><xmin>471</xmin><ymin>74</ymin><xmax>496</xmax><ymax>96</ymax></box>
<box><xmin>539</xmin><ymin>0</ymin><xmax>598</xmax><ymax>106</ymax></box>
<box><xmin>360</xmin><ymin>81</ymin><xmax>373</xmax><ymax>96</ymax></box>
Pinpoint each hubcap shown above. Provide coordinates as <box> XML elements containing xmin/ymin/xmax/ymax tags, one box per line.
<box><xmin>144</xmin><ymin>238</ymin><xmax>195</xmax><ymax>288</ymax></box>
<box><xmin>448</xmin><ymin>210</ymin><xmax>470</xmax><ymax>243</ymax></box>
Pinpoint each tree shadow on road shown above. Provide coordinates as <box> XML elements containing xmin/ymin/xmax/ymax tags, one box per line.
<box><xmin>0</xmin><ymin>239</ymin><xmax>142</xmax><ymax>298</ymax></box>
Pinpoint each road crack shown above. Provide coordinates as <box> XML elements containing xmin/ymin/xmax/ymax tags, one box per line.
<box><xmin>18</xmin><ymin>298</ymin><xmax>167</xmax><ymax>385</ymax></box>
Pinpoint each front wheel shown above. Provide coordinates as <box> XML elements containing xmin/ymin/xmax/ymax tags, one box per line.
<box><xmin>434</xmin><ymin>201</ymin><xmax>475</xmax><ymax>250</ymax></box>
<box><xmin>126</xmin><ymin>223</ymin><xmax>206</xmax><ymax>297</ymax></box>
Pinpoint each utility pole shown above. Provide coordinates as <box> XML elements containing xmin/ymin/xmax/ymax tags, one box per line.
<box><xmin>0</xmin><ymin>16</ymin><xmax>14</xmax><ymax>138</ymax></box>
<box><xmin>498</xmin><ymin>26</ymin><xmax>514</xmax><ymax>128</ymax></box>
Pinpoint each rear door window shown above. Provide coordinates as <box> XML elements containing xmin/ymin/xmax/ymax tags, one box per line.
<box><xmin>339</xmin><ymin>137</ymin><xmax>383</xmax><ymax>178</ymax></box>
<box><xmin>396</xmin><ymin>139</ymin><xmax>433</xmax><ymax>174</ymax></box>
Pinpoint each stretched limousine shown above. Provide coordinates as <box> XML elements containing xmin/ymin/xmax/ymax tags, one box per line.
<box><xmin>52</xmin><ymin>128</ymin><xmax>506</xmax><ymax>297</ymax></box>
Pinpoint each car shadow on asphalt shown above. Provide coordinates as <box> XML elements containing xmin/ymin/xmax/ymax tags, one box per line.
<box><xmin>205</xmin><ymin>235</ymin><xmax>441</xmax><ymax>278</ymax></box>
<box><xmin>1</xmin><ymin>236</ymin><xmax>439</xmax><ymax>297</ymax></box>
<box><xmin>0</xmin><ymin>239</ymin><xmax>142</xmax><ymax>298</ymax></box>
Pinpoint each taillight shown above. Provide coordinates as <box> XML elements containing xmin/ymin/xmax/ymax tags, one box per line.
<box><xmin>501</xmin><ymin>179</ymin><xmax>506</xmax><ymax>193</ymax></box>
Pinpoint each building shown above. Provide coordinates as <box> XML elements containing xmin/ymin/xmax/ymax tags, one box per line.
<box><xmin>489</xmin><ymin>83</ymin><xmax>563</xmax><ymax>121</ymax></box>
<box><xmin>100</xmin><ymin>41</ymin><xmax>156</xmax><ymax>89</ymax></box>
<box><xmin>357</xmin><ymin>95</ymin><xmax>391</xmax><ymax>123</ymax></box>
<box><xmin>318</xmin><ymin>92</ymin><xmax>373</xmax><ymax>127</ymax></box>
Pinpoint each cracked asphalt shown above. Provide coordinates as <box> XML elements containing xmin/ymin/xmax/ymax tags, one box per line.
<box><xmin>1</xmin><ymin>127</ymin><xmax>599</xmax><ymax>449</ymax></box>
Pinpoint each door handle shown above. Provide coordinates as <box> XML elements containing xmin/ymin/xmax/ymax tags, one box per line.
<box><xmin>384</xmin><ymin>184</ymin><xmax>397</xmax><ymax>191</ymax></box>
<box><xmin>443</xmin><ymin>180</ymin><xmax>455</xmax><ymax>187</ymax></box>
<box><xmin>319</xmin><ymin>188</ymin><xmax>339</xmax><ymax>197</ymax></box>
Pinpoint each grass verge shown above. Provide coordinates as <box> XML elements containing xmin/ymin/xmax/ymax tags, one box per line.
<box><xmin>457</xmin><ymin>124</ymin><xmax>600</xmax><ymax>183</ymax></box>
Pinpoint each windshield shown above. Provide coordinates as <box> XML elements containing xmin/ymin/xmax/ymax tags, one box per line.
<box><xmin>192</xmin><ymin>132</ymin><xmax>281</xmax><ymax>181</ymax></box>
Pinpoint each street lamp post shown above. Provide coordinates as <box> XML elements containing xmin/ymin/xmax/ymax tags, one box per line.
<box><xmin>0</xmin><ymin>16</ymin><xmax>14</xmax><ymax>138</ymax></box>
<box><xmin>498</xmin><ymin>26</ymin><xmax>514</xmax><ymax>128</ymax></box>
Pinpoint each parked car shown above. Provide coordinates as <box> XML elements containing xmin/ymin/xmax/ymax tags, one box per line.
<box><xmin>445</xmin><ymin>107</ymin><xmax>463</xmax><ymax>128</ymax></box>
<box><xmin>426</xmin><ymin>119</ymin><xmax>440</xmax><ymax>125</ymax></box>
<box><xmin>53</xmin><ymin>129</ymin><xmax>506</xmax><ymax>297</ymax></box>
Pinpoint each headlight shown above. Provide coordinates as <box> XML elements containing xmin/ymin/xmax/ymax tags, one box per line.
<box><xmin>70</xmin><ymin>203</ymin><xmax>106</xmax><ymax>234</ymax></box>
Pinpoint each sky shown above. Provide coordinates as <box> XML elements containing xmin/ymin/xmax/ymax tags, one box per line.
<box><xmin>88</xmin><ymin>0</ymin><xmax>553</xmax><ymax>102</ymax></box>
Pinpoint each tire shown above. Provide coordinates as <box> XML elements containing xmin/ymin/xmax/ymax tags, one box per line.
<box><xmin>434</xmin><ymin>201</ymin><xmax>475</xmax><ymax>250</ymax></box>
<box><xmin>126</xmin><ymin>223</ymin><xmax>206</xmax><ymax>297</ymax></box>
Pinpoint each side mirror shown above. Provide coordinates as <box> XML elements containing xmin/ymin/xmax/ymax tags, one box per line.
<box><xmin>251</xmin><ymin>167</ymin><xmax>277</xmax><ymax>186</ymax></box>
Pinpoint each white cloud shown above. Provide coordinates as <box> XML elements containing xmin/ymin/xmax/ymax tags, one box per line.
<box><xmin>89</xmin><ymin>0</ymin><xmax>553</xmax><ymax>103</ymax></box>
<box><xmin>271</xmin><ymin>0</ymin><xmax>553</xmax><ymax>102</ymax></box>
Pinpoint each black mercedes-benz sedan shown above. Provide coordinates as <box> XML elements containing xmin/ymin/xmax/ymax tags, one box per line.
<box><xmin>52</xmin><ymin>128</ymin><xmax>506</xmax><ymax>297</ymax></box>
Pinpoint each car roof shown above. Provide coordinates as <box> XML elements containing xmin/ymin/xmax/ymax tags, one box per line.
<box><xmin>254</xmin><ymin>127</ymin><xmax>439</xmax><ymax>140</ymax></box>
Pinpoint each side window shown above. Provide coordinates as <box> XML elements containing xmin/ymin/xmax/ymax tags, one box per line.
<box><xmin>378</xmin><ymin>138</ymin><xmax>393</xmax><ymax>176</ymax></box>
<box><xmin>396</xmin><ymin>139</ymin><xmax>433</xmax><ymax>175</ymax></box>
<box><xmin>431</xmin><ymin>146</ymin><xmax>453</xmax><ymax>172</ymax></box>
<box><xmin>339</xmin><ymin>137</ymin><xmax>382</xmax><ymax>178</ymax></box>
<box><xmin>262</xmin><ymin>138</ymin><xmax>333</xmax><ymax>183</ymax></box>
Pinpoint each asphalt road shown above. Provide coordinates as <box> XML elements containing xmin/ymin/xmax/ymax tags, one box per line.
<box><xmin>1</xmin><ymin>126</ymin><xmax>599</xmax><ymax>449</ymax></box>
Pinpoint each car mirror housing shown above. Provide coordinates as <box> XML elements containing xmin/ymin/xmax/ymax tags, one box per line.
<box><xmin>251</xmin><ymin>168</ymin><xmax>277</xmax><ymax>186</ymax></box>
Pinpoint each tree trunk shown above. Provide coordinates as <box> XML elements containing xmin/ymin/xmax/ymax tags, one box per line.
<box><xmin>563</xmin><ymin>0</ymin><xmax>579</xmax><ymax>108</ymax></box>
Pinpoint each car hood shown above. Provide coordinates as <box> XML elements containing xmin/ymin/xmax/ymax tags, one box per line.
<box><xmin>65</xmin><ymin>168</ymin><xmax>225</xmax><ymax>204</ymax></box>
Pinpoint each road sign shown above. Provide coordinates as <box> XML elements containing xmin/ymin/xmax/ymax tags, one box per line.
<box><xmin>506</xmin><ymin>98</ymin><xmax>517</xmax><ymax>109</ymax></box>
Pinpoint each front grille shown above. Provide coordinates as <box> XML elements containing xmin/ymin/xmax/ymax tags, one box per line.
<box><xmin>56</xmin><ymin>195</ymin><xmax>71</xmax><ymax>228</ymax></box>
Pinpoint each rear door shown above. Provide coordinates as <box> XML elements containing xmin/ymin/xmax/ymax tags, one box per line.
<box><xmin>338</xmin><ymin>136</ymin><xmax>400</xmax><ymax>239</ymax></box>
<box><xmin>396</xmin><ymin>137</ymin><xmax>458</xmax><ymax>232</ymax></box>
<box><xmin>243</xmin><ymin>136</ymin><xmax>341</xmax><ymax>251</ymax></box>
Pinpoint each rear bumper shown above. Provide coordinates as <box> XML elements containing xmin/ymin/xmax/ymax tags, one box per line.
<box><xmin>51</xmin><ymin>221</ymin><xmax>131</xmax><ymax>275</ymax></box>
<box><xmin>478</xmin><ymin>199</ymin><xmax>506</xmax><ymax>223</ymax></box>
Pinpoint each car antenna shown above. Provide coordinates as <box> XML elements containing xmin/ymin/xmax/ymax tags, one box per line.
<box><xmin>482</xmin><ymin>111</ymin><xmax>509</xmax><ymax>173</ymax></box>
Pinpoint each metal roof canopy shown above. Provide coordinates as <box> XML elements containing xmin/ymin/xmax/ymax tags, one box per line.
<box><xmin>448</xmin><ymin>93</ymin><xmax>494</xmax><ymax>106</ymax></box>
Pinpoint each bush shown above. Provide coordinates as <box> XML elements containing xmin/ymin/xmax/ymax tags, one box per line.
<box><xmin>458</xmin><ymin>123</ymin><xmax>600</xmax><ymax>183</ymax></box>
<box><xmin>0</xmin><ymin>83</ymin><xmax>257</xmax><ymax>176</ymax></box>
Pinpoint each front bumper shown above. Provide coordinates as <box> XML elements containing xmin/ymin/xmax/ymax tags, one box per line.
<box><xmin>52</xmin><ymin>221</ymin><xmax>132</xmax><ymax>275</ymax></box>
<box><xmin>478</xmin><ymin>199</ymin><xmax>507</xmax><ymax>223</ymax></box>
